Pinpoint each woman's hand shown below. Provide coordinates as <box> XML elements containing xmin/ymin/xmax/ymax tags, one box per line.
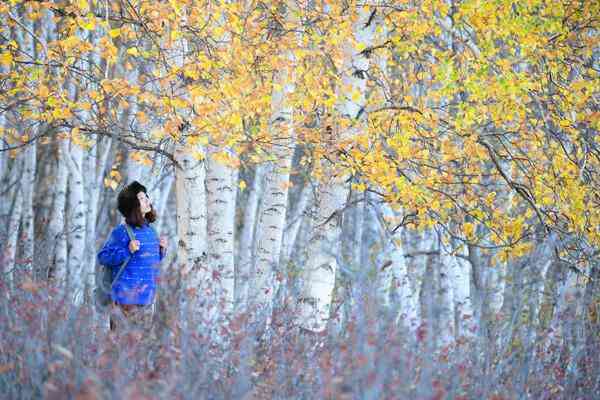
<box><xmin>159</xmin><ymin>237</ymin><xmax>167</xmax><ymax>254</ymax></box>
<box><xmin>129</xmin><ymin>240</ymin><xmax>140</xmax><ymax>253</ymax></box>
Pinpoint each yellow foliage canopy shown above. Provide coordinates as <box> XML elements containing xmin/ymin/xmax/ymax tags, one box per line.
<box><xmin>0</xmin><ymin>0</ymin><xmax>598</xmax><ymax>265</ymax></box>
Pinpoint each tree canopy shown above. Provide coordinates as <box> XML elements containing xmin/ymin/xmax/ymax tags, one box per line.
<box><xmin>1</xmin><ymin>0</ymin><xmax>598</xmax><ymax>267</ymax></box>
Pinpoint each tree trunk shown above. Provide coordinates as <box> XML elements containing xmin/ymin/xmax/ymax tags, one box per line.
<box><xmin>251</xmin><ymin>60</ymin><xmax>295</xmax><ymax>312</ymax></box>
<box><xmin>399</xmin><ymin>228</ymin><xmax>435</xmax><ymax>333</ymax></box>
<box><xmin>21</xmin><ymin>141</ymin><xmax>36</xmax><ymax>277</ymax></box>
<box><xmin>450</xmin><ymin>242</ymin><xmax>476</xmax><ymax>340</ymax></box>
<box><xmin>296</xmin><ymin>6</ymin><xmax>374</xmax><ymax>333</ymax></box>
<box><xmin>280</xmin><ymin>183</ymin><xmax>311</xmax><ymax>267</ymax></box>
<box><xmin>13</xmin><ymin>6</ymin><xmax>36</xmax><ymax>281</ymax></box>
<box><xmin>3</xmin><ymin>159</ymin><xmax>24</xmax><ymax>291</ymax></box>
<box><xmin>236</xmin><ymin>164</ymin><xmax>264</xmax><ymax>310</ymax></box>
<box><xmin>174</xmin><ymin>144</ymin><xmax>207</xmax><ymax>302</ymax></box>
<box><xmin>380</xmin><ymin>205</ymin><xmax>419</xmax><ymax>330</ymax></box>
<box><xmin>206</xmin><ymin>148</ymin><xmax>237</xmax><ymax>318</ymax></box>
<box><xmin>297</xmin><ymin>180</ymin><xmax>347</xmax><ymax>332</ymax></box>
<box><xmin>66</xmin><ymin>138</ymin><xmax>87</xmax><ymax>305</ymax></box>
<box><xmin>47</xmin><ymin>139</ymin><xmax>69</xmax><ymax>287</ymax></box>
<box><xmin>437</xmin><ymin>233</ymin><xmax>455</xmax><ymax>349</ymax></box>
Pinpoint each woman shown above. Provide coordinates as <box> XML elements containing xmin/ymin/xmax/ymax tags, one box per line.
<box><xmin>97</xmin><ymin>181</ymin><xmax>167</xmax><ymax>332</ymax></box>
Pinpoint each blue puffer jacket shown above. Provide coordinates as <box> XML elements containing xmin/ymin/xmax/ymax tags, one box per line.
<box><xmin>97</xmin><ymin>222</ymin><xmax>164</xmax><ymax>305</ymax></box>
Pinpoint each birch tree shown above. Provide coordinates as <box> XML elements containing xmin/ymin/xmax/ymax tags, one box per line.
<box><xmin>297</xmin><ymin>6</ymin><xmax>375</xmax><ymax>332</ymax></box>
<box><xmin>251</xmin><ymin>19</ymin><xmax>297</xmax><ymax>313</ymax></box>
<box><xmin>66</xmin><ymin>132</ymin><xmax>86</xmax><ymax>305</ymax></box>
<box><xmin>47</xmin><ymin>138</ymin><xmax>69</xmax><ymax>287</ymax></box>
<box><xmin>3</xmin><ymin>158</ymin><xmax>23</xmax><ymax>290</ymax></box>
<box><xmin>174</xmin><ymin>145</ymin><xmax>207</xmax><ymax>298</ymax></box>
<box><xmin>236</xmin><ymin>164</ymin><xmax>263</xmax><ymax>310</ymax></box>
<box><xmin>205</xmin><ymin>148</ymin><xmax>237</xmax><ymax>318</ymax></box>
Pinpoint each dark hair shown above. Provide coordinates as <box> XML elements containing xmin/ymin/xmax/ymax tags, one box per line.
<box><xmin>117</xmin><ymin>181</ymin><xmax>157</xmax><ymax>227</ymax></box>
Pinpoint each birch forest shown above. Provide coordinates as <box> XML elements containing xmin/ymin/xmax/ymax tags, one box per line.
<box><xmin>1</xmin><ymin>0</ymin><xmax>599</xmax><ymax>398</ymax></box>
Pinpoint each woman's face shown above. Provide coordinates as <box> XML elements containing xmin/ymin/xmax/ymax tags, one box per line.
<box><xmin>137</xmin><ymin>191</ymin><xmax>152</xmax><ymax>214</ymax></box>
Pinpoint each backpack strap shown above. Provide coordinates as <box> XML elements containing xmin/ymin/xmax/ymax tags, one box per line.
<box><xmin>111</xmin><ymin>223</ymin><xmax>136</xmax><ymax>288</ymax></box>
<box><xmin>123</xmin><ymin>223</ymin><xmax>136</xmax><ymax>242</ymax></box>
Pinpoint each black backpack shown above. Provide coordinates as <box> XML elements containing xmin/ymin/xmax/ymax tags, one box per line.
<box><xmin>94</xmin><ymin>223</ymin><xmax>136</xmax><ymax>308</ymax></box>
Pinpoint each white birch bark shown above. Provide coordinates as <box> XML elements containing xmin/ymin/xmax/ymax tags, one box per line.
<box><xmin>236</xmin><ymin>164</ymin><xmax>264</xmax><ymax>309</ymax></box>
<box><xmin>297</xmin><ymin>8</ymin><xmax>375</xmax><ymax>332</ymax></box>
<box><xmin>529</xmin><ymin>239</ymin><xmax>555</xmax><ymax>343</ymax></box>
<box><xmin>486</xmin><ymin>257</ymin><xmax>507</xmax><ymax>316</ymax></box>
<box><xmin>12</xmin><ymin>7</ymin><xmax>35</xmax><ymax>279</ymax></box>
<box><xmin>0</xmin><ymin>113</ymin><xmax>5</xmax><ymax>178</ymax></box>
<box><xmin>544</xmin><ymin>266</ymin><xmax>577</xmax><ymax>356</ymax></box>
<box><xmin>251</xmin><ymin>57</ymin><xmax>295</xmax><ymax>311</ymax></box>
<box><xmin>280</xmin><ymin>183</ymin><xmax>311</xmax><ymax>266</ymax></box>
<box><xmin>297</xmin><ymin>180</ymin><xmax>347</xmax><ymax>332</ymax></box>
<box><xmin>36</xmin><ymin>147</ymin><xmax>53</xmax><ymax>249</ymax></box>
<box><xmin>375</xmin><ymin>213</ymin><xmax>395</xmax><ymax>304</ymax></box>
<box><xmin>66</xmin><ymin>137</ymin><xmax>86</xmax><ymax>305</ymax></box>
<box><xmin>449</xmin><ymin>243</ymin><xmax>476</xmax><ymax>340</ymax></box>
<box><xmin>47</xmin><ymin>139</ymin><xmax>69</xmax><ymax>287</ymax></box>
<box><xmin>393</xmin><ymin>242</ymin><xmax>420</xmax><ymax>331</ymax></box>
<box><xmin>121</xmin><ymin>54</ymin><xmax>144</xmax><ymax>182</ymax></box>
<box><xmin>374</xmin><ymin>204</ymin><xmax>395</xmax><ymax>306</ymax></box>
<box><xmin>59</xmin><ymin>82</ymin><xmax>82</xmax><ymax>304</ymax></box>
<box><xmin>86</xmin><ymin>137</ymin><xmax>111</xmax><ymax>238</ymax></box>
<box><xmin>174</xmin><ymin>151</ymin><xmax>190</xmax><ymax>271</ymax></box>
<box><xmin>152</xmin><ymin>171</ymin><xmax>174</xmax><ymax>233</ymax></box>
<box><xmin>380</xmin><ymin>206</ymin><xmax>419</xmax><ymax>331</ymax></box>
<box><xmin>170</xmin><ymin>7</ymin><xmax>210</xmax><ymax>310</ymax></box>
<box><xmin>4</xmin><ymin>159</ymin><xmax>23</xmax><ymax>290</ymax></box>
<box><xmin>83</xmin><ymin>22</ymin><xmax>110</xmax><ymax>292</ymax></box>
<box><xmin>206</xmin><ymin>149</ymin><xmax>237</xmax><ymax>318</ymax></box>
<box><xmin>174</xmin><ymin>145</ymin><xmax>207</xmax><ymax>298</ymax></box>
<box><xmin>437</xmin><ymin>233</ymin><xmax>455</xmax><ymax>349</ymax></box>
<box><xmin>352</xmin><ymin>193</ymin><xmax>365</xmax><ymax>268</ymax></box>
<box><xmin>402</xmin><ymin>229</ymin><xmax>436</xmax><ymax>334</ymax></box>
<box><xmin>21</xmin><ymin>141</ymin><xmax>36</xmax><ymax>276</ymax></box>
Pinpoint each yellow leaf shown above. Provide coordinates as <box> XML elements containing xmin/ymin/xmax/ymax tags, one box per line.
<box><xmin>38</xmin><ymin>85</ymin><xmax>49</xmax><ymax>98</ymax></box>
<box><xmin>183</xmin><ymin>65</ymin><xmax>199</xmax><ymax>80</ymax></box>
<box><xmin>136</xmin><ymin>111</ymin><xmax>148</xmax><ymax>123</ymax></box>
<box><xmin>170</xmin><ymin>29</ymin><xmax>181</xmax><ymax>41</ymax></box>
<box><xmin>168</xmin><ymin>0</ymin><xmax>182</xmax><ymax>14</ymax></box>
<box><xmin>198</xmin><ymin>136</ymin><xmax>209</xmax><ymax>146</ymax></box>
<box><xmin>110</xmin><ymin>170</ymin><xmax>121</xmax><ymax>180</ymax></box>
<box><xmin>151</xmin><ymin>129</ymin><xmax>165</xmax><ymax>140</ymax></box>
<box><xmin>76</xmin><ymin>0</ymin><xmax>89</xmax><ymax>12</ymax></box>
<box><xmin>109</xmin><ymin>28</ymin><xmax>121</xmax><ymax>38</ymax></box>
<box><xmin>126</xmin><ymin>47</ymin><xmax>139</xmax><ymax>56</ymax></box>
<box><xmin>352</xmin><ymin>182</ymin><xmax>366</xmax><ymax>192</ymax></box>
<box><xmin>80</xmin><ymin>17</ymin><xmax>96</xmax><ymax>31</ymax></box>
<box><xmin>170</xmin><ymin>98</ymin><xmax>187</xmax><ymax>109</ymax></box>
<box><xmin>109</xmin><ymin>180</ymin><xmax>118</xmax><ymax>190</ymax></box>
<box><xmin>0</xmin><ymin>52</ymin><xmax>13</xmax><ymax>67</ymax></box>
<box><xmin>79</xmin><ymin>101</ymin><xmax>92</xmax><ymax>111</ymax></box>
<box><xmin>141</xmin><ymin>157</ymin><xmax>152</xmax><ymax>166</ymax></box>
<box><xmin>231</xmin><ymin>114</ymin><xmax>242</xmax><ymax>126</ymax></box>
<box><xmin>463</xmin><ymin>222</ymin><xmax>475</xmax><ymax>239</ymax></box>
<box><xmin>239</xmin><ymin>180</ymin><xmax>247</xmax><ymax>191</ymax></box>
